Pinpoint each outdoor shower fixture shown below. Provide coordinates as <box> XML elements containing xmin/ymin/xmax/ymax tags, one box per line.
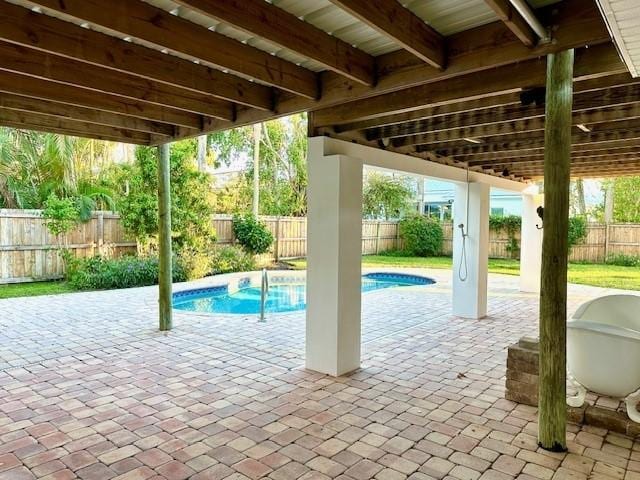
<box><xmin>458</xmin><ymin>170</ymin><xmax>470</xmax><ymax>282</ymax></box>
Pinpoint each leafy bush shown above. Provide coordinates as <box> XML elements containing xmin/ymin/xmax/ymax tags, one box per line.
<box><xmin>568</xmin><ymin>216</ymin><xmax>587</xmax><ymax>250</ymax></box>
<box><xmin>489</xmin><ymin>215</ymin><xmax>522</xmax><ymax>259</ymax></box>
<box><xmin>232</xmin><ymin>214</ymin><xmax>273</xmax><ymax>255</ymax></box>
<box><xmin>399</xmin><ymin>214</ymin><xmax>443</xmax><ymax>257</ymax></box>
<box><xmin>606</xmin><ymin>253</ymin><xmax>640</xmax><ymax>267</ymax></box>
<box><xmin>176</xmin><ymin>246</ymin><xmax>212</xmax><ymax>281</ymax></box>
<box><xmin>42</xmin><ymin>194</ymin><xmax>80</xmax><ymax>237</ymax></box>
<box><xmin>210</xmin><ymin>245</ymin><xmax>256</xmax><ymax>274</ymax></box>
<box><xmin>66</xmin><ymin>255</ymin><xmax>186</xmax><ymax>290</ymax></box>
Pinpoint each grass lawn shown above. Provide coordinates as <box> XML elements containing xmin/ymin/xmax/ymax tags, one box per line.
<box><xmin>288</xmin><ymin>255</ymin><xmax>640</xmax><ymax>291</ymax></box>
<box><xmin>0</xmin><ymin>281</ymin><xmax>74</xmax><ymax>300</ymax></box>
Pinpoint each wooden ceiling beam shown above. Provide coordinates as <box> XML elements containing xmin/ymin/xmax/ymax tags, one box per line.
<box><xmin>173</xmin><ymin>0</ymin><xmax>374</xmax><ymax>86</ymax></box>
<box><xmin>367</xmin><ymin>77</ymin><xmax>640</xmax><ymax>141</ymax></box>
<box><xmin>311</xmin><ymin>42</ymin><xmax>625</xmax><ymax>128</ymax></box>
<box><xmin>0</xmin><ymin>94</ymin><xmax>174</xmax><ymax>136</ymax></box>
<box><xmin>0</xmin><ymin>72</ymin><xmax>201</xmax><ymax>130</ymax></box>
<box><xmin>328</xmin><ymin>0</ymin><xmax>445</xmax><ymax>68</ymax></box>
<box><xmin>0</xmin><ymin>41</ymin><xmax>233</xmax><ymax>121</ymax></box>
<box><xmin>420</xmin><ymin>127</ymin><xmax>640</xmax><ymax>156</ymax></box>
<box><xmin>29</xmin><ymin>0</ymin><xmax>317</xmax><ymax>99</ymax></box>
<box><xmin>393</xmin><ymin>103</ymin><xmax>640</xmax><ymax>147</ymax></box>
<box><xmin>0</xmin><ymin>2</ymin><xmax>272</xmax><ymax>110</ymax></box>
<box><xmin>0</xmin><ymin>109</ymin><xmax>153</xmax><ymax>144</ymax></box>
<box><xmin>484</xmin><ymin>0</ymin><xmax>538</xmax><ymax>47</ymax></box>
<box><xmin>479</xmin><ymin>153</ymin><xmax>640</xmax><ymax>168</ymax></box>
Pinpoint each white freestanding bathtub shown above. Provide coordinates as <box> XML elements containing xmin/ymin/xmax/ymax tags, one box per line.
<box><xmin>567</xmin><ymin>294</ymin><xmax>640</xmax><ymax>423</ymax></box>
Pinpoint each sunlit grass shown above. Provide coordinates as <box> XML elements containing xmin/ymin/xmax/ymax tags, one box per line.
<box><xmin>0</xmin><ymin>280</ymin><xmax>74</xmax><ymax>299</ymax></box>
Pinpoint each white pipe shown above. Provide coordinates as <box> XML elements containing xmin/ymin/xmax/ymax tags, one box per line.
<box><xmin>509</xmin><ymin>0</ymin><xmax>549</xmax><ymax>41</ymax></box>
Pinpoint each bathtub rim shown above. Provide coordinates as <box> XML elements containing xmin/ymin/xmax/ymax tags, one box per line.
<box><xmin>568</xmin><ymin>319</ymin><xmax>640</xmax><ymax>341</ymax></box>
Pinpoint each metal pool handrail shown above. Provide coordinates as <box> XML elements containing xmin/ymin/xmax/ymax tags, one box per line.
<box><xmin>259</xmin><ymin>268</ymin><xmax>269</xmax><ymax>322</ymax></box>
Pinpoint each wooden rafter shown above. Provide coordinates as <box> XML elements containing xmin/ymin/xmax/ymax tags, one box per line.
<box><xmin>0</xmin><ymin>94</ymin><xmax>174</xmax><ymax>136</ymax></box>
<box><xmin>328</xmin><ymin>0</ymin><xmax>445</xmax><ymax>69</ymax></box>
<box><xmin>484</xmin><ymin>0</ymin><xmax>538</xmax><ymax>47</ymax></box>
<box><xmin>311</xmin><ymin>43</ymin><xmax>625</xmax><ymax>128</ymax></box>
<box><xmin>0</xmin><ymin>41</ymin><xmax>234</xmax><ymax>121</ymax></box>
<box><xmin>0</xmin><ymin>1</ymin><xmax>273</xmax><ymax>109</ymax></box>
<box><xmin>0</xmin><ymin>109</ymin><xmax>154</xmax><ymax>144</ymax></box>
<box><xmin>0</xmin><ymin>72</ymin><xmax>202</xmax><ymax>130</ymax></box>
<box><xmin>173</xmin><ymin>0</ymin><xmax>375</xmax><ymax>86</ymax></box>
<box><xmin>28</xmin><ymin>0</ymin><xmax>318</xmax><ymax>99</ymax></box>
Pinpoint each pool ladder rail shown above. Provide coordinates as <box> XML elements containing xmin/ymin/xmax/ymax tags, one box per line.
<box><xmin>259</xmin><ymin>268</ymin><xmax>269</xmax><ymax>322</ymax></box>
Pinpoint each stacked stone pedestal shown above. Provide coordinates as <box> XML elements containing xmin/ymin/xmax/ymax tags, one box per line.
<box><xmin>505</xmin><ymin>336</ymin><xmax>640</xmax><ymax>438</ymax></box>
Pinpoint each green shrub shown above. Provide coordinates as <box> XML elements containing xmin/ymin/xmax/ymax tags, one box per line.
<box><xmin>176</xmin><ymin>246</ymin><xmax>212</xmax><ymax>281</ymax></box>
<box><xmin>211</xmin><ymin>245</ymin><xmax>255</xmax><ymax>274</ymax></box>
<box><xmin>42</xmin><ymin>194</ymin><xmax>80</xmax><ymax>237</ymax></box>
<box><xmin>489</xmin><ymin>215</ymin><xmax>522</xmax><ymax>259</ymax></box>
<box><xmin>232</xmin><ymin>214</ymin><xmax>273</xmax><ymax>255</ymax></box>
<box><xmin>399</xmin><ymin>214</ymin><xmax>443</xmax><ymax>257</ymax></box>
<box><xmin>606</xmin><ymin>253</ymin><xmax>640</xmax><ymax>267</ymax></box>
<box><xmin>66</xmin><ymin>255</ymin><xmax>186</xmax><ymax>290</ymax></box>
<box><xmin>568</xmin><ymin>216</ymin><xmax>587</xmax><ymax>250</ymax></box>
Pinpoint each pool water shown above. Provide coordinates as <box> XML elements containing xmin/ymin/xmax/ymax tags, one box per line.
<box><xmin>173</xmin><ymin>272</ymin><xmax>434</xmax><ymax>315</ymax></box>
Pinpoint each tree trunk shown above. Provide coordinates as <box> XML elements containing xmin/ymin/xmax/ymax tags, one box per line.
<box><xmin>538</xmin><ymin>49</ymin><xmax>574</xmax><ymax>452</ymax></box>
<box><xmin>158</xmin><ymin>143</ymin><xmax>173</xmax><ymax>332</ymax></box>
<box><xmin>575</xmin><ymin>178</ymin><xmax>586</xmax><ymax>216</ymax></box>
<box><xmin>604</xmin><ymin>181</ymin><xmax>614</xmax><ymax>223</ymax></box>
<box><xmin>196</xmin><ymin>135</ymin><xmax>207</xmax><ymax>171</ymax></box>
<box><xmin>252</xmin><ymin>123</ymin><xmax>261</xmax><ymax>217</ymax></box>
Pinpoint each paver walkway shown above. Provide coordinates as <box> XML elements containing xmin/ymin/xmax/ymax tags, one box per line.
<box><xmin>0</xmin><ymin>269</ymin><xmax>638</xmax><ymax>480</ymax></box>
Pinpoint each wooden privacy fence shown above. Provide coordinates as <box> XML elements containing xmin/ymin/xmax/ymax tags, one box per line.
<box><xmin>2</xmin><ymin>210</ymin><xmax>640</xmax><ymax>283</ymax></box>
<box><xmin>0</xmin><ymin>209</ymin><xmax>136</xmax><ymax>284</ymax></box>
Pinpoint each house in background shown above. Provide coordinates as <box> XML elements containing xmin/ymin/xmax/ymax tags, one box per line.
<box><xmin>415</xmin><ymin>179</ymin><xmax>523</xmax><ymax>220</ymax></box>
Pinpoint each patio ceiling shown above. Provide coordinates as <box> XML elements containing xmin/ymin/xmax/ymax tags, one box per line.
<box><xmin>0</xmin><ymin>0</ymin><xmax>637</xmax><ymax>179</ymax></box>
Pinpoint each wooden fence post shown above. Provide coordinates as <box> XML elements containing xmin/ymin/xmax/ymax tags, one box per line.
<box><xmin>604</xmin><ymin>223</ymin><xmax>610</xmax><ymax>261</ymax></box>
<box><xmin>97</xmin><ymin>212</ymin><xmax>104</xmax><ymax>256</ymax></box>
<box><xmin>275</xmin><ymin>216</ymin><xmax>281</xmax><ymax>262</ymax></box>
<box><xmin>375</xmin><ymin>221</ymin><xmax>381</xmax><ymax>254</ymax></box>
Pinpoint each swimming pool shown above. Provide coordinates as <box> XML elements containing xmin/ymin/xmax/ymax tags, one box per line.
<box><xmin>173</xmin><ymin>272</ymin><xmax>435</xmax><ymax>315</ymax></box>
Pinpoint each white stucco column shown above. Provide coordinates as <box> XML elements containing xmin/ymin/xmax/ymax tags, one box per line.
<box><xmin>452</xmin><ymin>182</ymin><xmax>490</xmax><ymax>319</ymax></box>
<box><xmin>306</xmin><ymin>150</ymin><xmax>363</xmax><ymax>376</ymax></box>
<box><xmin>520</xmin><ymin>190</ymin><xmax>544</xmax><ymax>293</ymax></box>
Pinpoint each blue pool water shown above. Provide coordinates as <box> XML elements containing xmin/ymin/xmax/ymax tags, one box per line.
<box><xmin>173</xmin><ymin>272</ymin><xmax>434</xmax><ymax>315</ymax></box>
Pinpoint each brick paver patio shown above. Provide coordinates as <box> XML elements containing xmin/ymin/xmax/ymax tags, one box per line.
<box><xmin>0</xmin><ymin>269</ymin><xmax>638</xmax><ymax>480</ymax></box>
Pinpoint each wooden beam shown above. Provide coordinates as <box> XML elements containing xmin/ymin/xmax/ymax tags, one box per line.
<box><xmin>393</xmin><ymin>103</ymin><xmax>640</xmax><ymax>147</ymax></box>
<box><xmin>173</xmin><ymin>0</ymin><xmax>375</xmax><ymax>86</ymax></box>
<box><xmin>178</xmin><ymin>0</ymin><xmax>610</xmax><ymax>140</ymax></box>
<box><xmin>0</xmin><ymin>71</ymin><xmax>202</xmax><ymax>130</ymax></box>
<box><xmin>0</xmin><ymin>94</ymin><xmax>174</xmax><ymax>136</ymax></box>
<box><xmin>0</xmin><ymin>41</ymin><xmax>233</xmax><ymax>121</ymax></box>
<box><xmin>312</xmin><ymin>43</ymin><xmax>624</xmax><ymax>128</ymax></box>
<box><xmin>29</xmin><ymin>0</ymin><xmax>317</xmax><ymax>99</ymax></box>
<box><xmin>483</xmin><ymin>154</ymin><xmax>640</xmax><ymax>168</ymax></box>
<box><xmin>157</xmin><ymin>142</ymin><xmax>173</xmax><ymax>331</ymax></box>
<box><xmin>0</xmin><ymin>109</ymin><xmax>152</xmax><ymax>144</ymax></box>
<box><xmin>328</xmin><ymin>0</ymin><xmax>445</xmax><ymax>68</ymax></box>
<box><xmin>369</xmin><ymin>79</ymin><xmax>640</xmax><ymax>141</ymax></box>
<box><xmin>484</xmin><ymin>0</ymin><xmax>537</xmax><ymax>47</ymax></box>
<box><xmin>0</xmin><ymin>2</ymin><xmax>273</xmax><ymax>109</ymax></box>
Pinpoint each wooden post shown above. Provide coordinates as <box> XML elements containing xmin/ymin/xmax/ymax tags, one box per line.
<box><xmin>158</xmin><ymin>143</ymin><xmax>173</xmax><ymax>331</ymax></box>
<box><xmin>538</xmin><ymin>49</ymin><xmax>574</xmax><ymax>452</ymax></box>
<box><xmin>375</xmin><ymin>221</ymin><xmax>381</xmax><ymax>254</ymax></box>
<box><xmin>97</xmin><ymin>212</ymin><xmax>104</xmax><ymax>256</ymax></box>
<box><xmin>604</xmin><ymin>223</ymin><xmax>610</xmax><ymax>262</ymax></box>
<box><xmin>275</xmin><ymin>216</ymin><xmax>281</xmax><ymax>263</ymax></box>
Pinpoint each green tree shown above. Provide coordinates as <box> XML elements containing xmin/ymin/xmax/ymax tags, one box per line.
<box><xmin>112</xmin><ymin>142</ymin><xmax>216</xmax><ymax>252</ymax></box>
<box><xmin>209</xmin><ymin>114</ymin><xmax>308</xmax><ymax>216</ymax></box>
<box><xmin>363</xmin><ymin>172</ymin><xmax>413</xmax><ymax>220</ymax></box>
<box><xmin>602</xmin><ymin>177</ymin><xmax>640</xmax><ymax>223</ymax></box>
<box><xmin>0</xmin><ymin>128</ymin><xmax>115</xmax><ymax>216</ymax></box>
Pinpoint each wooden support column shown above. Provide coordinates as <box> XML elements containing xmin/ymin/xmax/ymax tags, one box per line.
<box><xmin>158</xmin><ymin>143</ymin><xmax>173</xmax><ymax>331</ymax></box>
<box><xmin>538</xmin><ymin>49</ymin><xmax>574</xmax><ymax>452</ymax></box>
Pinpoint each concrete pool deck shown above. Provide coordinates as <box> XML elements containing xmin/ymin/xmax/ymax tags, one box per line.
<box><xmin>0</xmin><ymin>269</ymin><xmax>638</xmax><ymax>479</ymax></box>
